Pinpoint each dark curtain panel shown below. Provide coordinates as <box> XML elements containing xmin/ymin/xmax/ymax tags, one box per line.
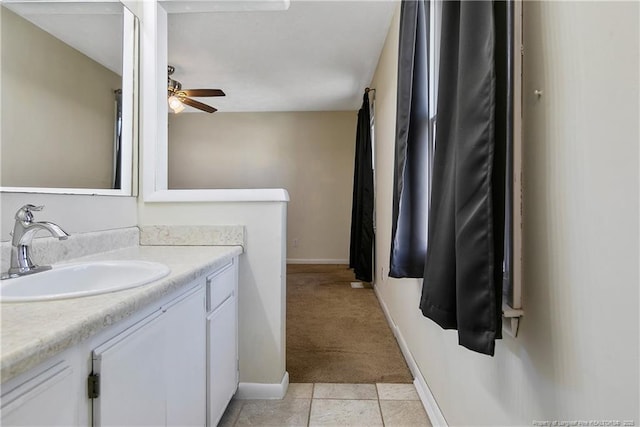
<box><xmin>349</xmin><ymin>93</ymin><xmax>374</xmax><ymax>283</ymax></box>
<box><xmin>419</xmin><ymin>0</ymin><xmax>508</xmax><ymax>356</ymax></box>
<box><xmin>389</xmin><ymin>0</ymin><xmax>430</xmax><ymax>278</ymax></box>
<box><xmin>113</xmin><ymin>89</ymin><xmax>123</xmax><ymax>190</ymax></box>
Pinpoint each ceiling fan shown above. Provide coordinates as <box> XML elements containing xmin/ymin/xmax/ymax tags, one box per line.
<box><xmin>167</xmin><ymin>65</ymin><xmax>225</xmax><ymax>113</ymax></box>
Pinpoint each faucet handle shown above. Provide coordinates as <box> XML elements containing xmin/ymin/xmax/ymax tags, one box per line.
<box><xmin>15</xmin><ymin>204</ymin><xmax>44</xmax><ymax>224</ymax></box>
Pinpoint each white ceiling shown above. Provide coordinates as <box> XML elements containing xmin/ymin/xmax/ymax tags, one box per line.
<box><xmin>2</xmin><ymin>1</ymin><xmax>124</xmax><ymax>75</ymax></box>
<box><xmin>166</xmin><ymin>0</ymin><xmax>397</xmax><ymax>112</ymax></box>
<box><xmin>4</xmin><ymin>0</ymin><xmax>397</xmax><ymax>114</ymax></box>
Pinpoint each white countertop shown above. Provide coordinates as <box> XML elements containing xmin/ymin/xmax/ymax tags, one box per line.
<box><xmin>0</xmin><ymin>245</ymin><xmax>243</xmax><ymax>382</ymax></box>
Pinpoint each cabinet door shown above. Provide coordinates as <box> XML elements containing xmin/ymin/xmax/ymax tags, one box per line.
<box><xmin>91</xmin><ymin>286</ymin><xmax>206</xmax><ymax>427</ymax></box>
<box><xmin>92</xmin><ymin>311</ymin><xmax>166</xmax><ymax>427</ymax></box>
<box><xmin>1</xmin><ymin>363</ymin><xmax>76</xmax><ymax>426</ymax></box>
<box><xmin>164</xmin><ymin>288</ymin><xmax>206</xmax><ymax>426</ymax></box>
<box><xmin>207</xmin><ymin>295</ymin><xmax>238</xmax><ymax>426</ymax></box>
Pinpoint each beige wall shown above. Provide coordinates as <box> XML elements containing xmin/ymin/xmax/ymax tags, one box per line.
<box><xmin>139</xmin><ymin>200</ymin><xmax>288</xmax><ymax>388</ymax></box>
<box><xmin>373</xmin><ymin>1</ymin><xmax>638</xmax><ymax>425</ymax></box>
<box><xmin>168</xmin><ymin>111</ymin><xmax>357</xmax><ymax>262</ymax></box>
<box><xmin>1</xmin><ymin>7</ymin><xmax>121</xmax><ymax>189</ymax></box>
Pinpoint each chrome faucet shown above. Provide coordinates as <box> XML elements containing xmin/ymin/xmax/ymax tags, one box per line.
<box><xmin>3</xmin><ymin>204</ymin><xmax>69</xmax><ymax>279</ymax></box>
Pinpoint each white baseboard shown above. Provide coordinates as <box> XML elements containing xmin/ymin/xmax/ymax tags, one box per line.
<box><xmin>236</xmin><ymin>371</ymin><xmax>289</xmax><ymax>400</ymax></box>
<box><xmin>287</xmin><ymin>259</ymin><xmax>348</xmax><ymax>265</ymax></box>
<box><xmin>374</xmin><ymin>287</ymin><xmax>448</xmax><ymax>427</ymax></box>
<box><xmin>413</xmin><ymin>374</ymin><xmax>448</xmax><ymax>427</ymax></box>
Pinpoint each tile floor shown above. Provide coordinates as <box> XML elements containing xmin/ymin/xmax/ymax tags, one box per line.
<box><xmin>218</xmin><ymin>383</ymin><xmax>432</xmax><ymax>427</ymax></box>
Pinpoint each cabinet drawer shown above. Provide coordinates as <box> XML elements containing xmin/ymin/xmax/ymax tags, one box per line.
<box><xmin>206</xmin><ymin>259</ymin><xmax>236</xmax><ymax>312</ymax></box>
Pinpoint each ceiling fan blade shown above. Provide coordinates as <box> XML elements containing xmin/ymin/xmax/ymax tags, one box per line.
<box><xmin>182</xmin><ymin>97</ymin><xmax>217</xmax><ymax>113</ymax></box>
<box><xmin>181</xmin><ymin>89</ymin><xmax>226</xmax><ymax>97</ymax></box>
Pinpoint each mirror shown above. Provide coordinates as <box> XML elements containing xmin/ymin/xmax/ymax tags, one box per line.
<box><xmin>0</xmin><ymin>1</ymin><xmax>138</xmax><ymax>195</ymax></box>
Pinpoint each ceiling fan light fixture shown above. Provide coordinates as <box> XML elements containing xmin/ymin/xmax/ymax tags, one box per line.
<box><xmin>168</xmin><ymin>95</ymin><xmax>185</xmax><ymax>113</ymax></box>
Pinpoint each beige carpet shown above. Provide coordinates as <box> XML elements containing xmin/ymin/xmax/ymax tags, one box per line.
<box><xmin>286</xmin><ymin>264</ymin><xmax>413</xmax><ymax>384</ymax></box>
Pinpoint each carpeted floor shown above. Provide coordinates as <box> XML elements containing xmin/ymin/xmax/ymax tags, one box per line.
<box><xmin>286</xmin><ymin>264</ymin><xmax>413</xmax><ymax>384</ymax></box>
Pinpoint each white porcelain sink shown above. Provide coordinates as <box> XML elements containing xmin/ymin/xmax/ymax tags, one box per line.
<box><xmin>0</xmin><ymin>261</ymin><xmax>171</xmax><ymax>302</ymax></box>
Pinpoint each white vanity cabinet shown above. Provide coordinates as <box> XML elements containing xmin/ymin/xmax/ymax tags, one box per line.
<box><xmin>0</xmin><ymin>254</ymin><xmax>240</xmax><ymax>427</ymax></box>
<box><xmin>91</xmin><ymin>285</ymin><xmax>206</xmax><ymax>427</ymax></box>
<box><xmin>206</xmin><ymin>258</ymin><xmax>239</xmax><ymax>427</ymax></box>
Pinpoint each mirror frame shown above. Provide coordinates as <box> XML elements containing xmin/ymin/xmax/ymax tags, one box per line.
<box><xmin>141</xmin><ymin>1</ymin><xmax>288</xmax><ymax>203</ymax></box>
<box><xmin>0</xmin><ymin>1</ymin><xmax>140</xmax><ymax>197</ymax></box>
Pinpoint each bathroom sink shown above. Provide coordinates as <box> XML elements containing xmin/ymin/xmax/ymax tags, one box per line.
<box><xmin>0</xmin><ymin>261</ymin><xmax>171</xmax><ymax>302</ymax></box>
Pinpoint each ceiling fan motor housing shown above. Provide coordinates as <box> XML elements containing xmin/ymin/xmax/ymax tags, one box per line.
<box><xmin>168</xmin><ymin>78</ymin><xmax>182</xmax><ymax>95</ymax></box>
<box><xmin>167</xmin><ymin>65</ymin><xmax>182</xmax><ymax>95</ymax></box>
